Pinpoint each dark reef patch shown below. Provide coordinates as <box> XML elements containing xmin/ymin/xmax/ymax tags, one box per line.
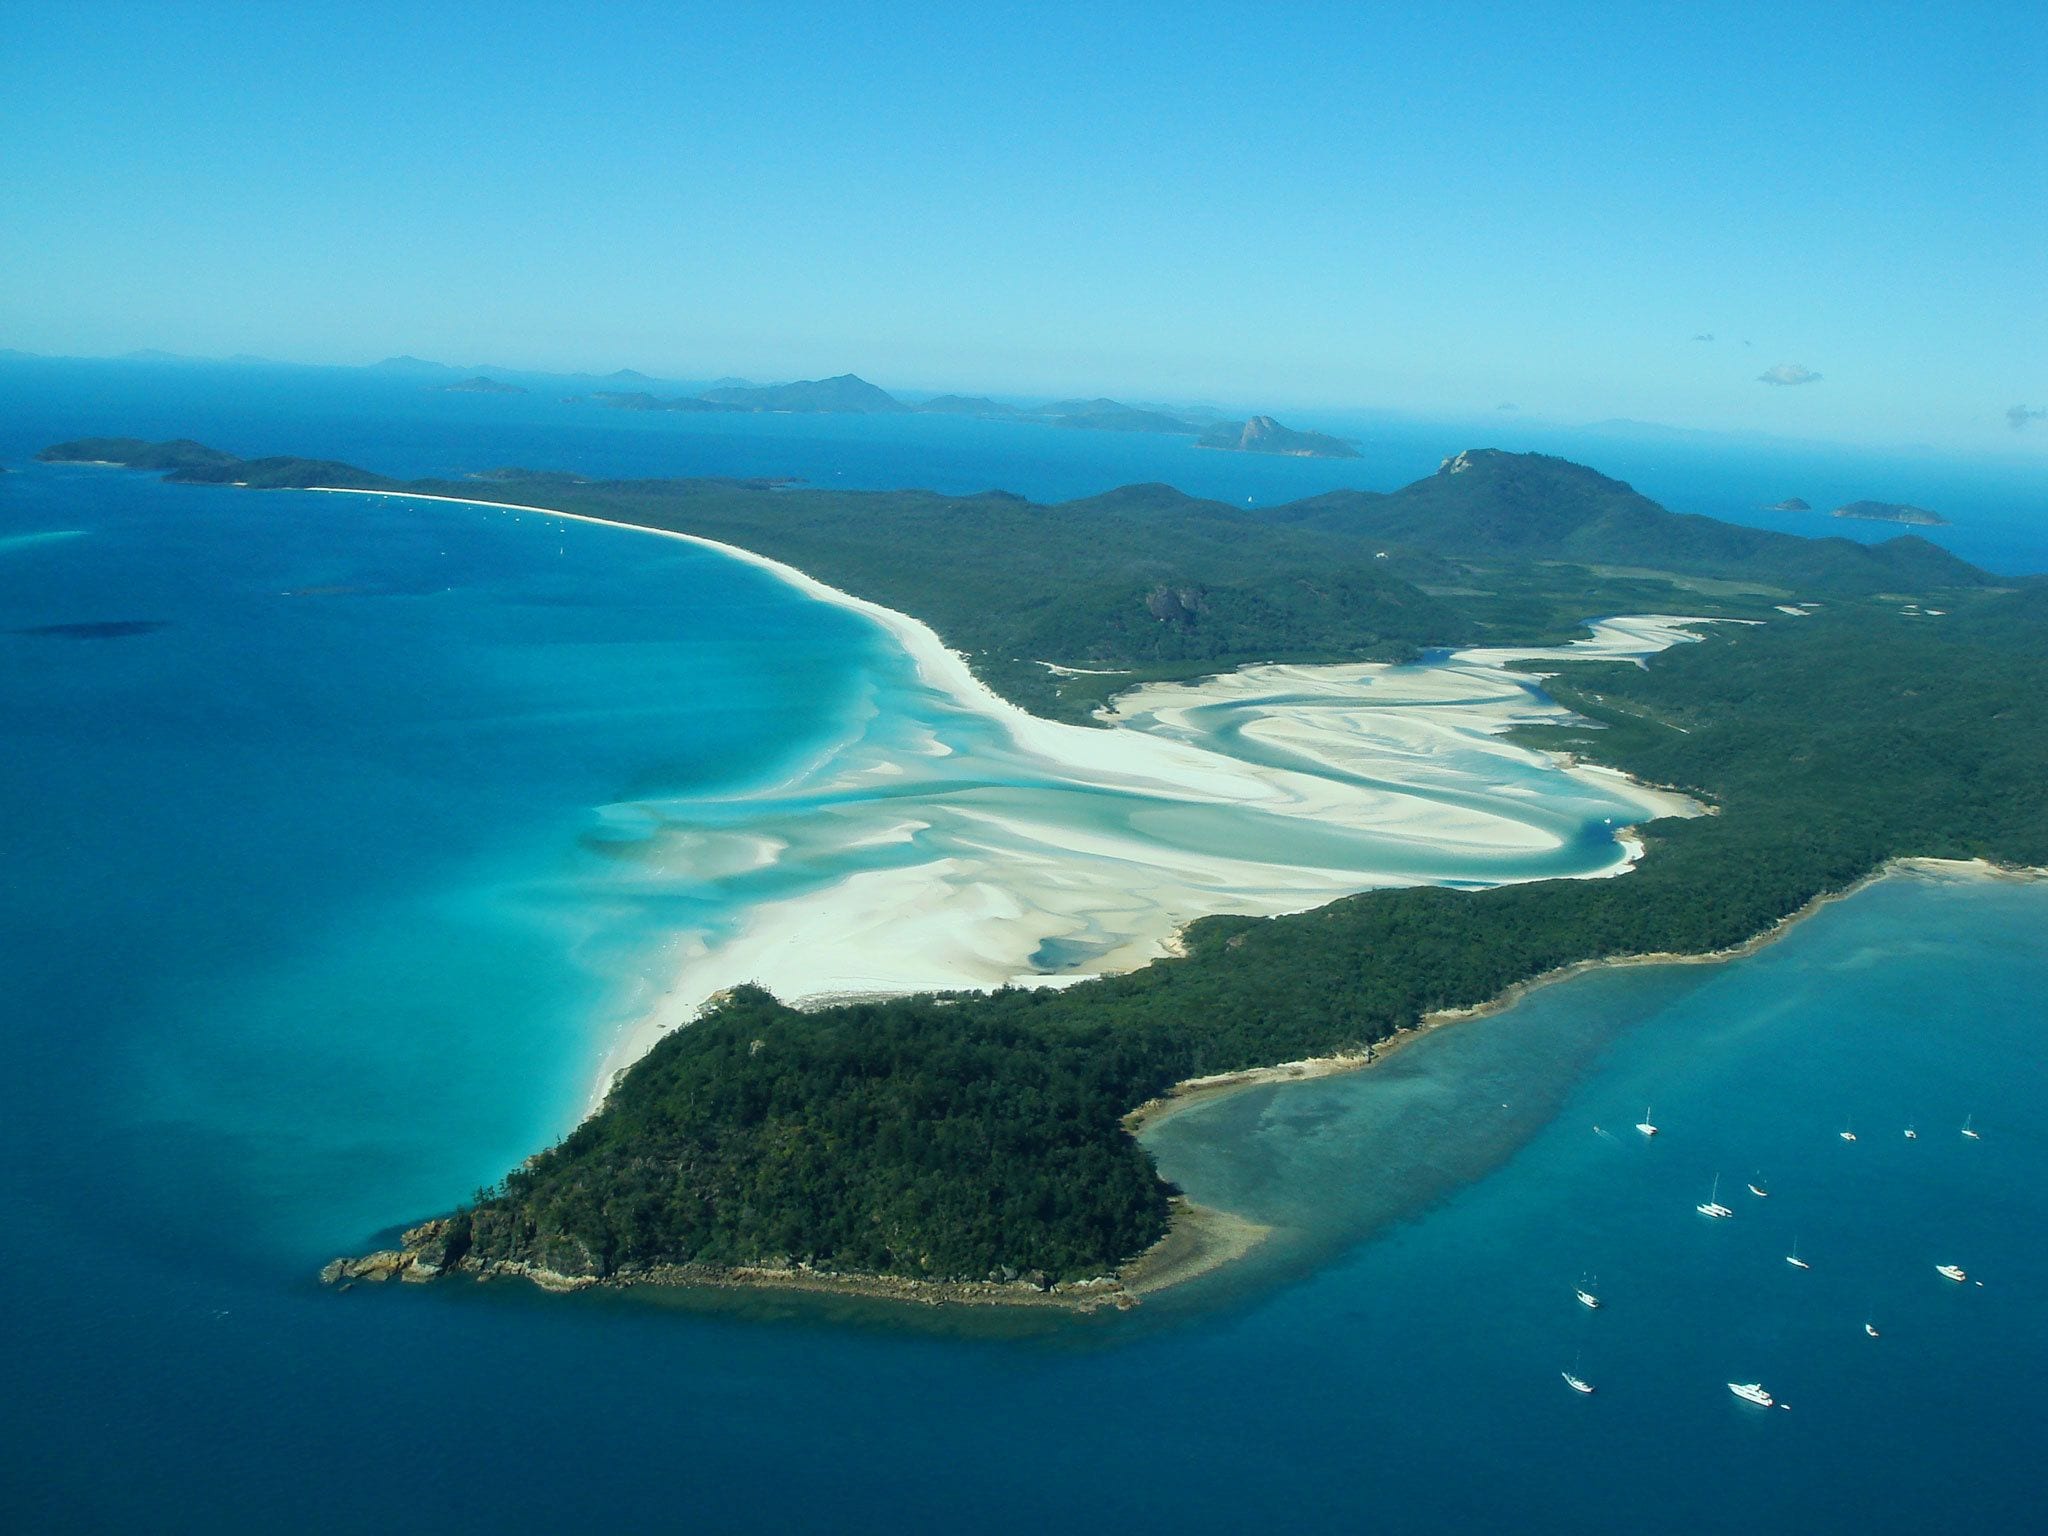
<box><xmin>13</xmin><ymin>619</ymin><xmax>170</xmax><ymax>640</ymax></box>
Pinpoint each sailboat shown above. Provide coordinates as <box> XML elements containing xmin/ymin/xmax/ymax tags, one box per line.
<box><xmin>1840</xmin><ymin>1116</ymin><xmax>1858</xmax><ymax>1143</ymax></box>
<box><xmin>1575</xmin><ymin>1282</ymin><xmax>1602</xmax><ymax>1309</ymax></box>
<box><xmin>1697</xmin><ymin>1174</ymin><xmax>1734</xmax><ymax>1218</ymax></box>
<box><xmin>1747</xmin><ymin>1171</ymin><xmax>1770</xmax><ymax>1198</ymax></box>
<box><xmin>1785</xmin><ymin>1237</ymin><xmax>1811</xmax><ymax>1270</ymax></box>
<box><xmin>1904</xmin><ymin>1123</ymin><xmax>1918</xmax><ymax>1140</ymax></box>
<box><xmin>1635</xmin><ymin>1106</ymin><xmax>1659</xmax><ymax>1138</ymax></box>
<box><xmin>1563</xmin><ymin>1350</ymin><xmax>1595</xmax><ymax>1394</ymax></box>
<box><xmin>1962</xmin><ymin>1115</ymin><xmax>1982</xmax><ymax>1140</ymax></box>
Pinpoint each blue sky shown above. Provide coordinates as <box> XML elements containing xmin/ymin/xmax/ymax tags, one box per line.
<box><xmin>2</xmin><ymin>1</ymin><xmax>2042</xmax><ymax>450</ymax></box>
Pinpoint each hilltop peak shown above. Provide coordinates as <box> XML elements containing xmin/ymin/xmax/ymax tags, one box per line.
<box><xmin>1201</xmin><ymin>414</ymin><xmax>1359</xmax><ymax>458</ymax></box>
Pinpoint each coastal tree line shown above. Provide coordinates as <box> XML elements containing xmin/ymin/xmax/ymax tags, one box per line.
<box><xmin>443</xmin><ymin>594</ymin><xmax>2048</xmax><ymax>1284</ymax></box>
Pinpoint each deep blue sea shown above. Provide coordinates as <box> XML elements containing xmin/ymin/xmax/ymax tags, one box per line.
<box><xmin>1</xmin><ymin>359</ymin><xmax>2044</xmax><ymax>1532</ymax></box>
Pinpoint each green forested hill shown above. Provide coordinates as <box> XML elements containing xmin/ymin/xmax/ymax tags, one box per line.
<box><xmin>1265</xmin><ymin>448</ymin><xmax>1987</xmax><ymax>594</ymax></box>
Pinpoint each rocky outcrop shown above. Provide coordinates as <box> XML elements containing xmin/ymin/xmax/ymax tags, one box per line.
<box><xmin>1201</xmin><ymin>414</ymin><xmax>1359</xmax><ymax>458</ymax></box>
<box><xmin>320</xmin><ymin>1218</ymin><xmax>475</xmax><ymax>1287</ymax></box>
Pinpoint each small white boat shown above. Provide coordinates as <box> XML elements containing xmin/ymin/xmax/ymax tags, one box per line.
<box><xmin>1747</xmin><ymin>1176</ymin><xmax>1769</xmax><ymax>1198</ymax></box>
<box><xmin>1840</xmin><ymin>1117</ymin><xmax>1857</xmax><ymax>1143</ymax></box>
<box><xmin>1697</xmin><ymin>1173</ymin><xmax>1733</xmax><ymax>1219</ymax></box>
<box><xmin>1563</xmin><ymin>1370</ymin><xmax>1595</xmax><ymax>1395</ymax></box>
<box><xmin>1904</xmin><ymin>1125</ymin><xmax>1918</xmax><ymax>1140</ymax></box>
<box><xmin>1937</xmin><ymin>1264</ymin><xmax>1968</xmax><ymax>1283</ymax></box>
<box><xmin>1785</xmin><ymin>1241</ymin><xmax>1811</xmax><ymax>1271</ymax></box>
<box><xmin>1576</xmin><ymin>1287</ymin><xmax>1601</xmax><ymax>1310</ymax></box>
<box><xmin>1865</xmin><ymin>1322</ymin><xmax>1881</xmax><ymax>1338</ymax></box>
<box><xmin>1962</xmin><ymin>1115</ymin><xmax>1981</xmax><ymax>1141</ymax></box>
<box><xmin>1635</xmin><ymin>1106</ymin><xmax>1659</xmax><ymax>1138</ymax></box>
<box><xmin>1728</xmin><ymin>1382</ymin><xmax>1776</xmax><ymax>1408</ymax></box>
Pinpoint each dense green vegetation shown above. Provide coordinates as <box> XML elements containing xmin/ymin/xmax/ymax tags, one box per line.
<box><xmin>440</xmin><ymin>594</ymin><xmax>2048</xmax><ymax>1285</ymax></box>
<box><xmin>46</xmin><ymin>433</ymin><xmax>2043</xmax><ymax>1290</ymax></box>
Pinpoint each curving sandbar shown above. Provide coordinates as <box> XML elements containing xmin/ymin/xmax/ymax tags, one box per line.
<box><xmin>309</xmin><ymin>489</ymin><xmax>1710</xmax><ymax>1112</ymax></box>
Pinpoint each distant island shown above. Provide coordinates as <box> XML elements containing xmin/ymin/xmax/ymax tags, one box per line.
<box><xmin>584</xmin><ymin>371</ymin><xmax>1343</xmax><ymax>446</ymax></box>
<box><xmin>592</xmin><ymin>390</ymin><xmax>743</xmax><ymax>414</ymax></box>
<box><xmin>437</xmin><ymin>376</ymin><xmax>526</xmax><ymax>395</ymax></box>
<box><xmin>1198</xmin><ymin>414</ymin><xmax>1359</xmax><ymax>458</ymax></box>
<box><xmin>1767</xmin><ymin>497</ymin><xmax>1810</xmax><ymax>511</ymax></box>
<box><xmin>36</xmin><ymin>437</ymin><xmax>390</xmax><ymax>490</ymax></box>
<box><xmin>700</xmin><ymin>373</ymin><xmax>909</xmax><ymax>414</ymax></box>
<box><xmin>1834</xmin><ymin>500</ymin><xmax>1948</xmax><ymax>527</ymax></box>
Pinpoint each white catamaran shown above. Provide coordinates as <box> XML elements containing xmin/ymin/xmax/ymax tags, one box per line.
<box><xmin>1635</xmin><ymin>1106</ymin><xmax>1659</xmax><ymax>1138</ymax></box>
<box><xmin>1697</xmin><ymin>1174</ymin><xmax>1734</xmax><ymax>1219</ymax></box>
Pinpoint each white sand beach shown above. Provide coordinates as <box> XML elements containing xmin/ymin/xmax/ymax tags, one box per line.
<box><xmin>309</xmin><ymin>489</ymin><xmax>1715</xmax><ymax>1112</ymax></box>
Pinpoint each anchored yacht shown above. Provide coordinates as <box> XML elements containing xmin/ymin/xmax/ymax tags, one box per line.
<box><xmin>1937</xmin><ymin>1264</ymin><xmax>1968</xmax><ymax>1283</ymax></box>
<box><xmin>1576</xmin><ymin>1287</ymin><xmax>1601</xmax><ymax>1310</ymax></box>
<box><xmin>1563</xmin><ymin>1370</ymin><xmax>1595</xmax><ymax>1395</ymax></box>
<box><xmin>1697</xmin><ymin>1174</ymin><xmax>1734</xmax><ymax>1219</ymax></box>
<box><xmin>1728</xmin><ymin>1382</ymin><xmax>1777</xmax><ymax>1408</ymax></box>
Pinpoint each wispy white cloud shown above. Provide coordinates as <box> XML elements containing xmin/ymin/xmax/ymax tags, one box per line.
<box><xmin>1759</xmin><ymin>362</ymin><xmax>1822</xmax><ymax>386</ymax></box>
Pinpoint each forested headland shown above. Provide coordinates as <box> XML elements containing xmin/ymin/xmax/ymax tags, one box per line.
<box><xmin>38</xmin><ymin>434</ymin><xmax>2045</xmax><ymax>1302</ymax></box>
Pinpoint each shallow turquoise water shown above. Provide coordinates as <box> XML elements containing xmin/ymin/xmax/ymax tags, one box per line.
<box><xmin>1</xmin><ymin>368</ymin><xmax>2043</xmax><ymax>1531</ymax></box>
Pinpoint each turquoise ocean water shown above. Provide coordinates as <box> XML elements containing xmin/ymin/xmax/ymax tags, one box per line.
<box><xmin>1</xmin><ymin>361</ymin><xmax>2043</xmax><ymax>1531</ymax></box>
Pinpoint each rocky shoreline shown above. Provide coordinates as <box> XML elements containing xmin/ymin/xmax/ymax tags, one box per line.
<box><xmin>321</xmin><ymin>1218</ymin><xmax>1141</xmax><ymax>1312</ymax></box>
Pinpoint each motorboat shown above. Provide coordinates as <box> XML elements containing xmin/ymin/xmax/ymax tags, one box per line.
<box><xmin>1937</xmin><ymin>1264</ymin><xmax>1968</xmax><ymax>1283</ymax></box>
<box><xmin>1728</xmin><ymin>1382</ymin><xmax>1775</xmax><ymax>1408</ymax></box>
